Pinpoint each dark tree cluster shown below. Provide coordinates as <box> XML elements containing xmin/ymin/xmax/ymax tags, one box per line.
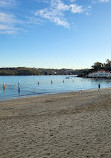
<box><xmin>0</xmin><ymin>67</ymin><xmax>78</xmax><ymax>76</ymax></box>
<box><xmin>91</xmin><ymin>59</ymin><xmax>111</xmax><ymax>71</ymax></box>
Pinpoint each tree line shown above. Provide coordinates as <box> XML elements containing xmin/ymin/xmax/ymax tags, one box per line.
<box><xmin>0</xmin><ymin>67</ymin><xmax>79</xmax><ymax>76</ymax></box>
<box><xmin>91</xmin><ymin>59</ymin><xmax>111</xmax><ymax>71</ymax></box>
<box><xmin>0</xmin><ymin>59</ymin><xmax>110</xmax><ymax>76</ymax></box>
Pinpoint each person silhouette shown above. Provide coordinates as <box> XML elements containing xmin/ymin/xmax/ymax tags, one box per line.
<box><xmin>98</xmin><ymin>84</ymin><xmax>100</xmax><ymax>91</ymax></box>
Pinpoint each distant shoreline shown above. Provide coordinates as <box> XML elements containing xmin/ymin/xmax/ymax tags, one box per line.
<box><xmin>0</xmin><ymin>67</ymin><xmax>79</xmax><ymax>76</ymax></box>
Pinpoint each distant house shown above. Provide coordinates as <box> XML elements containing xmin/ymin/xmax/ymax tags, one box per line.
<box><xmin>87</xmin><ymin>69</ymin><xmax>111</xmax><ymax>78</ymax></box>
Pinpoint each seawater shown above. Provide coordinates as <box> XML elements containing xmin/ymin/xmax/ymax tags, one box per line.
<box><xmin>0</xmin><ymin>75</ymin><xmax>111</xmax><ymax>101</ymax></box>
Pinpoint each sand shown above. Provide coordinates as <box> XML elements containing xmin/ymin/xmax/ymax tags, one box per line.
<box><xmin>0</xmin><ymin>88</ymin><xmax>111</xmax><ymax>158</ymax></box>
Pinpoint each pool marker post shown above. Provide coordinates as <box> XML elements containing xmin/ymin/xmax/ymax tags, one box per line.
<box><xmin>3</xmin><ymin>83</ymin><xmax>5</xmax><ymax>90</ymax></box>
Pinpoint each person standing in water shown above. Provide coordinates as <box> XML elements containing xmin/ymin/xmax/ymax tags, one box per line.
<box><xmin>98</xmin><ymin>84</ymin><xmax>100</xmax><ymax>91</ymax></box>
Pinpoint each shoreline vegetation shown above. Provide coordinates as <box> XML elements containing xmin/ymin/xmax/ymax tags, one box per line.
<box><xmin>0</xmin><ymin>59</ymin><xmax>111</xmax><ymax>77</ymax></box>
<box><xmin>1</xmin><ymin>87</ymin><xmax>111</xmax><ymax>157</ymax></box>
<box><xmin>0</xmin><ymin>67</ymin><xmax>84</xmax><ymax>76</ymax></box>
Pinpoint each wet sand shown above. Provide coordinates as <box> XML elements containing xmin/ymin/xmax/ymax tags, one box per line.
<box><xmin>0</xmin><ymin>88</ymin><xmax>111</xmax><ymax>158</ymax></box>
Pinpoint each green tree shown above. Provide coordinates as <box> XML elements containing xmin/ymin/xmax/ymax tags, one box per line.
<box><xmin>91</xmin><ymin>62</ymin><xmax>103</xmax><ymax>71</ymax></box>
<box><xmin>104</xmin><ymin>59</ymin><xmax>111</xmax><ymax>70</ymax></box>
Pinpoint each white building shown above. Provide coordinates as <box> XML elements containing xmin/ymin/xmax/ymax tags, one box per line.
<box><xmin>88</xmin><ymin>69</ymin><xmax>111</xmax><ymax>78</ymax></box>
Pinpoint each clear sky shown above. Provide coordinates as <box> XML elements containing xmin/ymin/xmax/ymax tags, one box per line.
<box><xmin>0</xmin><ymin>0</ymin><xmax>111</xmax><ymax>69</ymax></box>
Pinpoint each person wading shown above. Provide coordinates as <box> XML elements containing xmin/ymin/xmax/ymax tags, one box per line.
<box><xmin>98</xmin><ymin>84</ymin><xmax>100</xmax><ymax>91</ymax></box>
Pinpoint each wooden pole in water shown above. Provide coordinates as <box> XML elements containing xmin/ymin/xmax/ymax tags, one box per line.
<box><xmin>18</xmin><ymin>81</ymin><xmax>20</xmax><ymax>92</ymax></box>
<box><xmin>3</xmin><ymin>83</ymin><xmax>5</xmax><ymax>90</ymax></box>
<box><xmin>51</xmin><ymin>80</ymin><xmax>53</xmax><ymax>84</ymax></box>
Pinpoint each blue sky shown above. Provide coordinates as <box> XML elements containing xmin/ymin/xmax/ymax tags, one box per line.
<box><xmin>0</xmin><ymin>0</ymin><xmax>111</xmax><ymax>69</ymax></box>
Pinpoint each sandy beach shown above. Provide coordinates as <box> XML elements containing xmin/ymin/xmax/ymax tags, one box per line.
<box><xmin>0</xmin><ymin>88</ymin><xmax>111</xmax><ymax>158</ymax></box>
